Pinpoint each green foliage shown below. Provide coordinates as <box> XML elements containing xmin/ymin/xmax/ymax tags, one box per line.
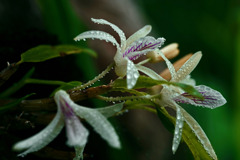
<box><xmin>112</xmin><ymin>76</ymin><xmax>203</xmax><ymax>99</ymax></box>
<box><xmin>0</xmin><ymin>93</ymin><xmax>35</xmax><ymax>114</ymax></box>
<box><xmin>50</xmin><ymin>81</ymin><xmax>82</xmax><ymax>96</ymax></box>
<box><xmin>125</xmin><ymin>98</ymin><xmax>217</xmax><ymax>159</ymax></box>
<box><xmin>18</xmin><ymin>45</ymin><xmax>96</xmax><ymax>64</ymax></box>
<box><xmin>156</xmin><ymin>105</ymin><xmax>217</xmax><ymax>160</ymax></box>
<box><xmin>0</xmin><ymin>68</ymin><xmax>35</xmax><ymax>98</ymax></box>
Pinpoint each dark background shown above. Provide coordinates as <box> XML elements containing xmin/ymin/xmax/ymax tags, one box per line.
<box><xmin>0</xmin><ymin>0</ymin><xmax>237</xmax><ymax>159</ymax></box>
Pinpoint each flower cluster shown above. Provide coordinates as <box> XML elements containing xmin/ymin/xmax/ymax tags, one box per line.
<box><xmin>13</xmin><ymin>18</ymin><xmax>226</xmax><ymax>159</ymax></box>
<box><xmin>74</xmin><ymin>18</ymin><xmax>165</xmax><ymax>89</ymax></box>
<box><xmin>74</xmin><ymin>18</ymin><xmax>226</xmax><ymax>155</ymax></box>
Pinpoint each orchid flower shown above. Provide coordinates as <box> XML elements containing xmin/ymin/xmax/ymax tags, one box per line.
<box><xmin>155</xmin><ymin>51</ymin><xmax>226</xmax><ymax>154</ymax></box>
<box><xmin>74</xmin><ymin>18</ymin><xmax>165</xmax><ymax>89</ymax></box>
<box><xmin>13</xmin><ymin>90</ymin><xmax>122</xmax><ymax>159</ymax></box>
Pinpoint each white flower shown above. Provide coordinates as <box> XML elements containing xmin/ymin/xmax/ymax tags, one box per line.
<box><xmin>156</xmin><ymin>51</ymin><xmax>227</xmax><ymax>154</ymax></box>
<box><xmin>13</xmin><ymin>90</ymin><xmax>122</xmax><ymax>159</ymax></box>
<box><xmin>74</xmin><ymin>18</ymin><xmax>165</xmax><ymax>89</ymax></box>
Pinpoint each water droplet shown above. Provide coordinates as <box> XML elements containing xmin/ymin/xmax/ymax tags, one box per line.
<box><xmin>133</xmin><ymin>73</ymin><xmax>138</xmax><ymax>79</ymax></box>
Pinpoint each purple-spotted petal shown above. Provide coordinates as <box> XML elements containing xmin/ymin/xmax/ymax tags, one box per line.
<box><xmin>123</xmin><ymin>36</ymin><xmax>165</xmax><ymax>60</ymax></box>
<box><xmin>174</xmin><ymin>85</ymin><xmax>227</xmax><ymax>108</ymax></box>
<box><xmin>56</xmin><ymin>90</ymin><xmax>89</xmax><ymax>147</ymax></box>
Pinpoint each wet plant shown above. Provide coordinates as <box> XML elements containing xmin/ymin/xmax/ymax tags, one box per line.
<box><xmin>0</xmin><ymin>18</ymin><xmax>226</xmax><ymax>160</ymax></box>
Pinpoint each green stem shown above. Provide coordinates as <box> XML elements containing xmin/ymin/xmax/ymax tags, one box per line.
<box><xmin>25</xmin><ymin>78</ymin><xmax>67</xmax><ymax>85</ymax></box>
<box><xmin>124</xmin><ymin>105</ymin><xmax>157</xmax><ymax>113</ymax></box>
<box><xmin>97</xmin><ymin>94</ymin><xmax>161</xmax><ymax>102</ymax></box>
<box><xmin>73</xmin><ymin>63</ymin><xmax>114</xmax><ymax>91</ymax></box>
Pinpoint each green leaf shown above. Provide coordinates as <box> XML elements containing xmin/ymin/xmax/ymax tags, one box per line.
<box><xmin>50</xmin><ymin>81</ymin><xmax>82</xmax><ymax>96</ymax></box>
<box><xmin>124</xmin><ymin>99</ymin><xmax>157</xmax><ymax>113</ymax></box>
<box><xmin>18</xmin><ymin>45</ymin><xmax>96</xmax><ymax>64</ymax></box>
<box><xmin>112</xmin><ymin>76</ymin><xmax>203</xmax><ymax>99</ymax></box>
<box><xmin>110</xmin><ymin>87</ymin><xmax>147</xmax><ymax>96</ymax></box>
<box><xmin>156</xmin><ymin>107</ymin><xmax>175</xmax><ymax>133</ymax></box>
<box><xmin>156</xmin><ymin>105</ymin><xmax>217</xmax><ymax>160</ymax></box>
<box><xmin>0</xmin><ymin>93</ymin><xmax>35</xmax><ymax>114</ymax></box>
<box><xmin>0</xmin><ymin>68</ymin><xmax>35</xmax><ymax>98</ymax></box>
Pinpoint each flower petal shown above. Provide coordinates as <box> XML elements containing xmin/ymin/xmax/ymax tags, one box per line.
<box><xmin>174</xmin><ymin>85</ymin><xmax>227</xmax><ymax>108</ymax></box>
<box><xmin>91</xmin><ymin>18</ymin><xmax>126</xmax><ymax>48</ymax></box>
<box><xmin>180</xmin><ymin>75</ymin><xmax>196</xmax><ymax>86</ymax></box>
<box><xmin>127</xmin><ymin>59</ymin><xmax>139</xmax><ymax>89</ymax></box>
<box><xmin>55</xmin><ymin>90</ymin><xmax>89</xmax><ymax>147</ymax></box>
<box><xmin>126</xmin><ymin>25</ymin><xmax>152</xmax><ymax>47</ymax></box>
<box><xmin>135</xmin><ymin>64</ymin><xmax>166</xmax><ymax>81</ymax></box>
<box><xmin>65</xmin><ymin>116</ymin><xmax>89</xmax><ymax>147</ymax></box>
<box><xmin>72</xmin><ymin>105</ymin><xmax>121</xmax><ymax>149</ymax></box>
<box><xmin>97</xmin><ymin>102</ymin><xmax>124</xmax><ymax>118</ymax></box>
<box><xmin>74</xmin><ymin>30</ymin><xmax>120</xmax><ymax>50</ymax></box>
<box><xmin>180</xmin><ymin>107</ymin><xmax>218</xmax><ymax>160</ymax></box>
<box><xmin>156</xmin><ymin>49</ymin><xmax>177</xmax><ymax>80</ymax></box>
<box><xmin>172</xmin><ymin>105</ymin><xmax>184</xmax><ymax>154</ymax></box>
<box><xmin>13</xmin><ymin>107</ymin><xmax>64</xmax><ymax>157</ymax></box>
<box><xmin>173</xmin><ymin>51</ymin><xmax>202</xmax><ymax>82</ymax></box>
<box><xmin>124</xmin><ymin>36</ymin><xmax>165</xmax><ymax>60</ymax></box>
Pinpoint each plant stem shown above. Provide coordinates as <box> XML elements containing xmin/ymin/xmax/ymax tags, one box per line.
<box><xmin>97</xmin><ymin>94</ymin><xmax>161</xmax><ymax>102</ymax></box>
<box><xmin>72</xmin><ymin>63</ymin><xmax>114</xmax><ymax>91</ymax></box>
<box><xmin>25</xmin><ymin>78</ymin><xmax>67</xmax><ymax>85</ymax></box>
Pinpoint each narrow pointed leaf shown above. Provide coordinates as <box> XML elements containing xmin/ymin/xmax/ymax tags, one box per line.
<box><xmin>0</xmin><ymin>93</ymin><xmax>35</xmax><ymax>114</ymax></box>
<box><xmin>0</xmin><ymin>68</ymin><xmax>34</xmax><ymax>98</ymax></box>
<box><xmin>181</xmin><ymin>107</ymin><xmax>218</xmax><ymax>160</ymax></box>
<box><xmin>156</xmin><ymin>103</ymin><xmax>217</xmax><ymax>160</ymax></box>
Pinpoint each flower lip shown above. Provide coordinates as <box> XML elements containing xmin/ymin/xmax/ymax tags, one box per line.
<box><xmin>123</xmin><ymin>36</ymin><xmax>165</xmax><ymax>61</ymax></box>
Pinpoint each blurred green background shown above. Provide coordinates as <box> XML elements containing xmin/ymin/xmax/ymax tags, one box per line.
<box><xmin>0</xmin><ymin>0</ymin><xmax>237</xmax><ymax>159</ymax></box>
